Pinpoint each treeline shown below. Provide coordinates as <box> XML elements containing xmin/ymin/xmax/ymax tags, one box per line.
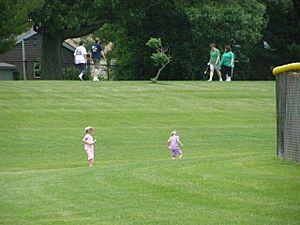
<box><xmin>1</xmin><ymin>0</ymin><xmax>299</xmax><ymax>80</ymax></box>
<box><xmin>96</xmin><ymin>0</ymin><xmax>299</xmax><ymax>80</ymax></box>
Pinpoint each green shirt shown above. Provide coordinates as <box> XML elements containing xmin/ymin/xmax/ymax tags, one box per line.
<box><xmin>210</xmin><ymin>49</ymin><xmax>220</xmax><ymax>65</ymax></box>
<box><xmin>220</xmin><ymin>51</ymin><xmax>235</xmax><ymax>67</ymax></box>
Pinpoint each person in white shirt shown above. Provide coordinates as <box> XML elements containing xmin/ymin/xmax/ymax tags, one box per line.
<box><xmin>74</xmin><ymin>41</ymin><xmax>87</xmax><ymax>81</ymax></box>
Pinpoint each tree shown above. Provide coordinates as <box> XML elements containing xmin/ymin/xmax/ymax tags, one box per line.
<box><xmin>0</xmin><ymin>0</ymin><xmax>42</xmax><ymax>53</ymax></box>
<box><xmin>247</xmin><ymin>0</ymin><xmax>300</xmax><ymax>80</ymax></box>
<box><xmin>98</xmin><ymin>0</ymin><xmax>193</xmax><ymax>80</ymax></box>
<box><xmin>30</xmin><ymin>0</ymin><xmax>114</xmax><ymax>79</ymax></box>
<box><xmin>264</xmin><ymin>0</ymin><xmax>300</xmax><ymax>62</ymax></box>
<box><xmin>183</xmin><ymin>0</ymin><xmax>267</xmax><ymax>70</ymax></box>
<box><xmin>29</xmin><ymin>0</ymin><xmax>165</xmax><ymax>80</ymax></box>
<box><xmin>146</xmin><ymin>37</ymin><xmax>172</xmax><ymax>82</ymax></box>
<box><xmin>97</xmin><ymin>0</ymin><xmax>267</xmax><ymax>80</ymax></box>
<box><xmin>27</xmin><ymin>0</ymin><xmax>267</xmax><ymax>80</ymax></box>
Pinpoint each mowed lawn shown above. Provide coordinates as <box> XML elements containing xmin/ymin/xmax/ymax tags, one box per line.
<box><xmin>0</xmin><ymin>81</ymin><xmax>299</xmax><ymax>225</ymax></box>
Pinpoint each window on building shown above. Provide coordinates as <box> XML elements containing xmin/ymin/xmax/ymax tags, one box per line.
<box><xmin>33</xmin><ymin>62</ymin><xmax>41</xmax><ymax>79</ymax></box>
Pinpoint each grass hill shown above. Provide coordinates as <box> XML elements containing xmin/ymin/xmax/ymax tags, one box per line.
<box><xmin>0</xmin><ymin>81</ymin><xmax>299</xmax><ymax>225</ymax></box>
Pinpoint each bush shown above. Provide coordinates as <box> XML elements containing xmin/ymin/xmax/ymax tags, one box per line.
<box><xmin>62</xmin><ymin>66</ymin><xmax>91</xmax><ymax>80</ymax></box>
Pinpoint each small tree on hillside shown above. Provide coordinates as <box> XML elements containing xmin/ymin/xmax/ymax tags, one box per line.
<box><xmin>146</xmin><ymin>37</ymin><xmax>171</xmax><ymax>82</ymax></box>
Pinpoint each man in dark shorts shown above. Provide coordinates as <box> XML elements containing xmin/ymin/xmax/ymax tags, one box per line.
<box><xmin>91</xmin><ymin>38</ymin><xmax>106</xmax><ymax>80</ymax></box>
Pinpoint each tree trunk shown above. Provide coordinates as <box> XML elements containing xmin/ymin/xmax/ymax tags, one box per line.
<box><xmin>41</xmin><ymin>32</ymin><xmax>64</xmax><ymax>80</ymax></box>
<box><xmin>151</xmin><ymin>61</ymin><xmax>170</xmax><ymax>83</ymax></box>
<box><xmin>151</xmin><ymin>65</ymin><xmax>165</xmax><ymax>83</ymax></box>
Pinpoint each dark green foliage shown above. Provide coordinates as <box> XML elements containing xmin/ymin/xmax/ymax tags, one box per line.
<box><xmin>98</xmin><ymin>0</ymin><xmax>267</xmax><ymax>80</ymax></box>
<box><xmin>150</xmin><ymin>52</ymin><xmax>169</xmax><ymax>67</ymax></box>
<box><xmin>62</xmin><ymin>66</ymin><xmax>91</xmax><ymax>80</ymax></box>
<box><xmin>0</xmin><ymin>0</ymin><xmax>42</xmax><ymax>53</ymax></box>
<box><xmin>29</xmin><ymin>0</ymin><xmax>114</xmax><ymax>79</ymax></box>
<box><xmin>185</xmin><ymin>0</ymin><xmax>266</xmax><ymax>52</ymax></box>
<box><xmin>100</xmin><ymin>1</ymin><xmax>195</xmax><ymax>80</ymax></box>
<box><xmin>2</xmin><ymin>0</ymin><xmax>297</xmax><ymax>80</ymax></box>
<box><xmin>248</xmin><ymin>0</ymin><xmax>300</xmax><ymax>80</ymax></box>
<box><xmin>28</xmin><ymin>0</ymin><xmax>167</xmax><ymax>79</ymax></box>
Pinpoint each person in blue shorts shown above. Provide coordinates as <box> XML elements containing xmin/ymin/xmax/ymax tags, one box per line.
<box><xmin>91</xmin><ymin>38</ymin><xmax>106</xmax><ymax>80</ymax></box>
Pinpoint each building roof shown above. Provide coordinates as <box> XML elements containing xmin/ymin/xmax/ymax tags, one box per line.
<box><xmin>63</xmin><ymin>40</ymin><xmax>78</xmax><ymax>52</ymax></box>
<box><xmin>0</xmin><ymin>62</ymin><xmax>16</xmax><ymax>70</ymax></box>
<box><xmin>16</xmin><ymin>30</ymin><xmax>78</xmax><ymax>52</ymax></box>
<box><xmin>16</xmin><ymin>30</ymin><xmax>37</xmax><ymax>44</ymax></box>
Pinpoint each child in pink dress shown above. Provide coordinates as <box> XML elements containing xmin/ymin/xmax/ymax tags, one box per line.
<box><xmin>167</xmin><ymin>131</ymin><xmax>183</xmax><ymax>160</ymax></box>
<box><xmin>82</xmin><ymin>126</ymin><xmax>97</xmax><ymax>167</ymax></box>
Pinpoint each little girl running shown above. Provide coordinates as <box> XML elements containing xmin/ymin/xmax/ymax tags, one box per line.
<box><xmin>82</xmin><ymin>126</ymin><xmax>97</xmax><ymax>167</ymax></box>
<box><xmin>167</xmin><ymin>131</ymin><xmax>183</xmax><ymax>160</ymax></box>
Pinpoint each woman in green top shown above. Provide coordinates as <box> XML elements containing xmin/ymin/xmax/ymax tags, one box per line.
<box><xmin>207</xmin><ymin>43</ymin><xmax>222</xmax><ymax>82</ymax></box>
<box><xmin>220</xmin><ymin>45</ymin><xmax>235</xmax><ymax>82</ymax></box>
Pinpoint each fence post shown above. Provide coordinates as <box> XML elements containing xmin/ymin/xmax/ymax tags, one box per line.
<box><xmin>21</xmin><ymin>40</ymin><xmax>27</xmax><ymax>80</ymax></box>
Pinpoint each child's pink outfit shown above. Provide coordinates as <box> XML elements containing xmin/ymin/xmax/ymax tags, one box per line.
<box><xmin>168</xmin><ymin>135</ymin><xmax>182</xmax><ymax>157</ymax></box>
<box><xmin>83</xmin><ymin>133</ymin><xmax>94</xmax><ymax>160</ymax></box>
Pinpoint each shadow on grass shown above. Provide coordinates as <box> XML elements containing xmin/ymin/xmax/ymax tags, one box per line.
<box><xmin>147</xmin><ymin>81</ymin><xmax>172</xmax><ymax>85</ymax></box>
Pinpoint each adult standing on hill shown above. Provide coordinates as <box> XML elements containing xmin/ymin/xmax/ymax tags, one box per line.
<box><xmin>207</xmin><ymin>43</ymin><xmax>222</xmax><ymax>82</ymax></box>
<box><xmin>91</xmin><ymin>37</ymin><xmax>106</xmax><ymax>80</ymax></box>
<box><xmin>220</xmin><ymin>45</ymin><xmax>235</xmax><ymax>82</ymax></box>
<box><xmin>74</xmin><ymin>41</ymin><xmax>87</xmax><ymax>81</ymax></box>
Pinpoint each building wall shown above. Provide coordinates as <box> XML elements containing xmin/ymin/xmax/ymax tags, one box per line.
<box><xmin>0</xmin><ymin>33</ymin><xmax>75</xmax><ymax>80</ymax></box>
<box><xmin>0</xmin><ymin>44</ymin><xmax>23</xmax><ymax>78</ymax></box>
<box><xmin>22</xmin><ymin>34</ymin><xmax>41</xmax><ymax>79</ymax></box>
<box><xmin>0</xmin><ymin>69</ymin><xmax>14</xmax><ymax>80</ymax></box>
<box><xmin>61</xmin><ymin>46</ymin><xmax>75</xmax><ymax>69</ymax></box>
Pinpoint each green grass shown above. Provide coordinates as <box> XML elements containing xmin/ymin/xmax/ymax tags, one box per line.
<box><xmin>0</xmin><ymin>81</ymin><xmax>299</xmax><ymax>225</ymax></box>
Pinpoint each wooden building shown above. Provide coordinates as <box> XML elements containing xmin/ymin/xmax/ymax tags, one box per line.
<box><xmin>0</xmin><ymin>30</ymin><xmax>77</xmax><ymax>80</ymax></box>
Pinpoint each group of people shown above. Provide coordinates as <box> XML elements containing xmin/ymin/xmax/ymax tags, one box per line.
<box><xmin>75</xmin><ymin>40</ymin><xmax>234</xmax><ymax>82</ymax></box>
<box><xmin>74</xmin><ymin>38</ymin><xmax>112</xmax><ymax>81</ymax></box>
<box><xmin>207</xmin><ymin>43</ymin><xmax>235</xmax><ymax>82</ymax></box>
<box><xmin>82</xmin><ymin>128</ymin><xmax>184</xmax><ymax>166</ymax></box>
<box><xmin>79</xmin><ymin>42</ymin><xmax>234</xmax><ymax>166</ymax></box>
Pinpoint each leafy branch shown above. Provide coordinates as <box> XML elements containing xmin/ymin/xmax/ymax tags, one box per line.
<box><xmin>146</xmin><ymin>37</ymin><xmax>171</xmax><ymax>82</ymax></box>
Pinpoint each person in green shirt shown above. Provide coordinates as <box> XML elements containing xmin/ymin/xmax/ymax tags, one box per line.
<box><xmin>220</xmin><ymin>45</ymin><xmax>235</xmax><ymax>82</ymax></box>
<box><xmin>207</xmin><ymin>43</ymin><xmax>222</xmax><ymax>82</ymax></box>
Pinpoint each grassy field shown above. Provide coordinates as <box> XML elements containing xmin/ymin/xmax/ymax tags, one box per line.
<box><xmin>0</xmin><ymin>81</ymin><xmax>299</xmax><ymax>225</ymax></box>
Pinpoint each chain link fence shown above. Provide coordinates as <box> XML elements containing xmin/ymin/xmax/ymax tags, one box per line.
<box><xmin>3</xmin><ymin>60</ymin><xmax>117</xmax><ymax>80</ymax></box>
<box><xmin>273</xmin><ymin>64</ymin><xmax>300</xmax><ymax>163</ymax></box>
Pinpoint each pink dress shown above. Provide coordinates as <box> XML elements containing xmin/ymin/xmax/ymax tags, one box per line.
<box><xmin>83</xmin><ymin>134</ymin><xmax>94</xmax><ymax>160</ymax></box>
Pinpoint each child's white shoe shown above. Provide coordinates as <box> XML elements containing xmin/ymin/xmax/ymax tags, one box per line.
<box><xmin>179</xmin><ymin>154</ymin><xmax>183</xmax><ymax>159</ymax></box>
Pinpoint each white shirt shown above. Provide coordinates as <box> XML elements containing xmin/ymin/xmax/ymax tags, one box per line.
<box><xmin>74</xmin><ymin>46</ymin><xmax>87</xmax><ymax>64</ymax></box>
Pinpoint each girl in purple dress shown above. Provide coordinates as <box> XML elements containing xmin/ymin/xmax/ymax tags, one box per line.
<box><xmin>167</xmin><ymin>131</ymin><xmax>184</xmax><ymax>160</ymax></box>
